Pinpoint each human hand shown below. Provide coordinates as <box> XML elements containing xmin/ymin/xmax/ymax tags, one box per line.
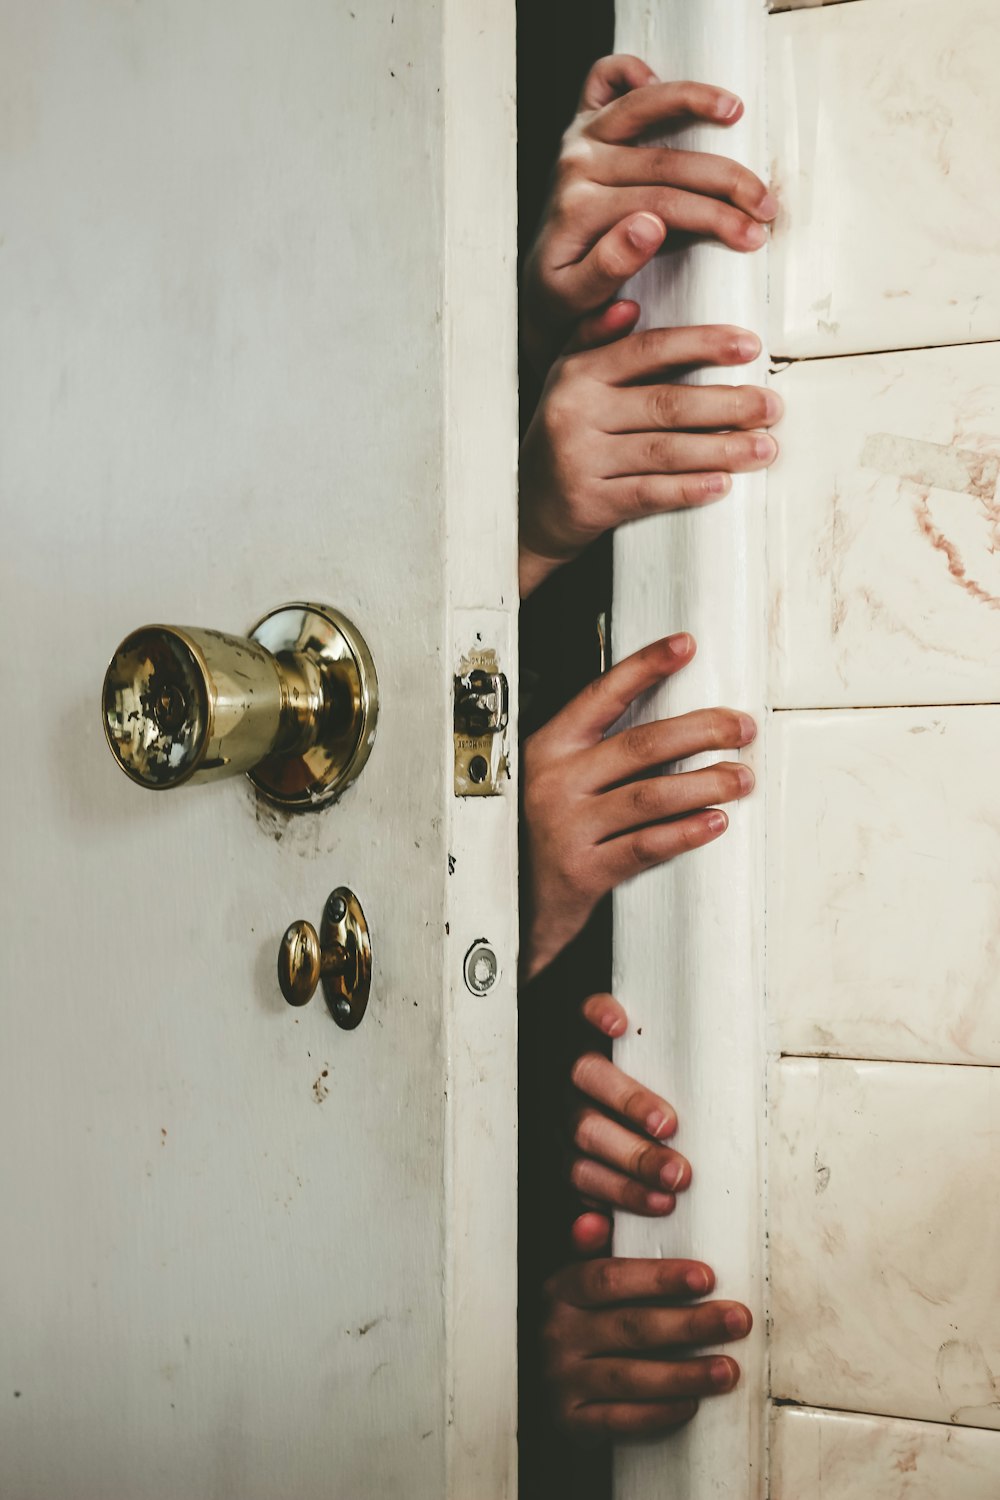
<box><xmin>521</xmin><ymin>634</ymin><xmax>756</xmax><ymax>982</ymax></box>
<box><xmin>568</xmin><ymin>994</ymin><xmax>684</xmax><ymax>1255</ymax></box>
<box><xmin>519</xmin><ymin>323</ymin><xmax>781</xmax><ymax>596</ymax></box>
<box><xmin>542</xmin><ymin>1255</ymin><xmax>752</xmax><ymax>1441</ymax></box>
<box><xmin>520</xmin><ymin>53</ymin><xmax>776</xmax><ymax>373</ymax></box>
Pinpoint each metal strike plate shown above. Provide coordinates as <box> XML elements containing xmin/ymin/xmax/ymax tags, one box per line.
<box><xmin>454</xmin><ymin>650</ymin><xmax>509</xmax><ymax>797</ymax></box>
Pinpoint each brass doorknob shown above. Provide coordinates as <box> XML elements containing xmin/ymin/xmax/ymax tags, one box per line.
<box><xmin>102</xmin><ymin>602</ymin><xmax>377</xmax><ymax>809</ymax></box>
<box><xmin>277</xmin><ymin>887</ymin><xmax>371</xmax><ymax>1029</ymax></box>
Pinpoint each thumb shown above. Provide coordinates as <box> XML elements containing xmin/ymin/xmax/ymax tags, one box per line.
<box><xmin>557</xmin><ymin>212</ymin><xmax>666</xmax><ymax>320</ymax></box>
<box><xmin>571</xmin><ymin>1212</ymin><xmax>613</xmax><ymax>1258</ymax></box>
<box><xmin>564</xmin><ymin>298</ymin><xmax>641</xmax><ymax>354</ymax></box>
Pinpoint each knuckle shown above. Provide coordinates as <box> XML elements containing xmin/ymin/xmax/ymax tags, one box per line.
<box><xmin>622</xmin><ymin>722</ymin><xmax>659</xmax><ymax>765</ymax></box>
<box><xmin>628</xmin><ymin>779</ymin><xmax>661</xmax><ymax>820</ymax></box>
<box><xmin>588</xmin><ymin>1259</ymin><xmax>618</xmax><ymax>1302</ymax></box>
<box><xmin>621</xmin><ymin>1083</ymin><xmax>649</xmax><ymax>1122</ymax></box>
<box><xmin>628</xmin><ymin>831</ymin><xmax>661</xmax><ymax>870</ymax></box>
<box><xmin>649</xmin><ymin>386</ymin><xmax>681</xmax><ymax>429</ymax></box>
<box><xmin>615</xmin><ymin>1311</ymin><xmax>645</xmax><ymax>1350</ymax></box>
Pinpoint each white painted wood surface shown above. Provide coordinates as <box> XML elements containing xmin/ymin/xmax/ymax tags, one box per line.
<box><xmin>0</xmin><ymin>4</ymin><xmax>517</xmax><ymax>1498</ymax></box>
<box><xmin>769</xmin><ymin>707</ymin><xmax>1000</xmax><ymax>1065</ymax></box>
<box><xmin>770</xmin><ymin>1058</ymin><xmax>1000</xmax><ymax>1428</ymax></box>
<box><xmin>769</xmin><ymin>0</ymin><xmax>1000</xmax><ymax>357</ymax></box>
<box><xmin>769</xmin><ymin>342</ymin><xmax>1000</xmax><ymax>709</ymax></box>
<box><xmin>771</xmin><ymin>1406</ymin><xmax>1000</xmax><ymax>1499</ymax></box>
<box><xmin>611</xmin><ymin>5</ymin><xmax>768</xmax><ymax>1499</ymax></box>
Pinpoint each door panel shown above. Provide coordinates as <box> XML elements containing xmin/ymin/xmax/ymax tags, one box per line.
<box><xmin>769</xmin><ymin>0</ymin><xmax>1000</xmax><ymax>357</ymax></box>
<box><xmin>771</xmin><ymin>1406</ymin><xmax>1000</xmax><ymax>1499</ymax></box>
<box><xmin>768</xmin><ymin>343</ymin><xmax>1000</xmax><ymax>709</ymax></box>
<box><xmin>0</xmin><ymin>4</ymin><xmax>517</xmax><ymax>1498</ymax></box>
<box><xmin>769</xmin><ymin>707</ymin><xmax>1000</xmax><ymax>1065</ymax></box>
<box><xmin>770</xmin><ymin>1058</ymin><xmax>1000</xmax><ymax>1427</ymax></box>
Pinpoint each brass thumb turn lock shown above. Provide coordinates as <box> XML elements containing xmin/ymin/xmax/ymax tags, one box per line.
<box><xmin>277</xmin><ymin>887</ymin><xmax>371</xmax><ymax>1029</ymax></box>
<box><xmin>102</xmin><ymin>603</ymin><xmax>377</xmax><ymax>809</ymax></box>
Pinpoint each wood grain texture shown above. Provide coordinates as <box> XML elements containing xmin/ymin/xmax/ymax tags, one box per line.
<box><xmin>770</xmin><ymin>1059</ymin><xmax>1000</xmax><ymax>1429</ymax></box>
<box><xmin>611</xmin><ymin>5</ymin><xmax>768</xmax><ymax>1499</ymax></box>
<box><xmin>769</xmin><ymin>0</ymin><xmax>1000</xmax><ymax>356</ymax></box>
<box><xmin>772</xmin><ymin>1406</ymin><xmax>1000</xmax><ymax>1498</ymax></box>
<box><xmin>769</xmin><ymin>343</ymin><xmax>1000</xmax><ymax>708</ymax></box>
<box><xmin>0</xmin><ymin>3</ymin><xmax>517</xmax><ymax>1497</ymax></box>
<box><xmin>769</xmin><ymin>707</ymin><xmax>1000</xmax><ymax>1065</ymax></box>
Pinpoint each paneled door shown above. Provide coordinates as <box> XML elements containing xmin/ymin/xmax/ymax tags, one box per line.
<box><xmin>0</xmin><ymin>5</ymin><xmax>517</xmax><ymax>1498</ymax></box>
<box><xmin>612</xmin><ymin>1</ymin><xmax>1000</xmax><ymax>1497</ymax></box>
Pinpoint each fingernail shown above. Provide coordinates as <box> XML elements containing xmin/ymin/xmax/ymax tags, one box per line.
<box><xmin>602</xmin><ymin>1013</ymin><xmax>627</xmax><ymax>1038</ymax></box>
<box><xmin>706</xmin><ymin>811</ymin><xmax>728</xmax><ymax>834</ymax></box>
<box><xmin>711</xmin><ymin>1359</ymin><xmax>736</xmax><ymax>1389</ymax></box>
<box><xmin>738</xmin><ymin>713</ymin><xmax>757</xmax><ymax>745</ymax></box>
<box><xmin>753</xmin><ymin>434</ymin><xmax>778</xmax><ymax>462</ymax></box>
<box><xmin>736</xmin><ymin>332</ymin><xmax>761</xmax><ymax>361</ymax></box>
<box><xmin>736</xmin><ymin>765</ymin><xmax>755</xmax><ymax>793</ymax></box>
<box><xmin>757</xmin><ymin>191</ymin><xmax>778</xmax><ymax>220</ymax></box>
<box><xmin>725</xmin><ymin>1308</ymin><xmax>750</xmax><ymax>1337</ymax></box>
<box><xmin>646</xmin><ymin>1109</ymin><xmax>675</xmax><ymax>1139</ymax></box>
<box><xmin>686</xmin><ymin>1268</ymin><xmax>710</xmax><ymax>1293</ymax></box>
<box><xmin>667</xmin><ymin>632</ymin><xmax>694</xmax><ymax>658</ymax></box>
<box><xmin>745</xmin><ymin>222</ymin><xmax>767</xmax><ymax>249</ymax></box>
<box><xmin>763</xmin><ymin>390</ymin><xmax>784</xmax><ymax>423</ymax></box>
<box><xmin>704</xmin><ymin>473</ymin><xmax>731</xmax><ymax>496</ymax></box>
<box><xmin>660</xmin><ymin>1161</ymin><xmax>685</xmax><ymax>1190</ymax></box>
<box><xmin>715</xmin><ymin>91</ymin><xmax>741</xmax><ymax>120</ymax></box>
<box><xmin>646</xmin><ymin>1191</ymin><xmax>675</xmax><ymax>1213</ymax></box>
<box><xmin>626</xmin><ymin>212</ymin><xmax>666</xmax><ymax>251</ymax></box>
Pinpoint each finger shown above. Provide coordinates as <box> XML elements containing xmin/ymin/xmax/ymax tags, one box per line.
<box><xmin>582</xmin><ymin>1354</ymin><xmax>741</xmax><ymax>1403</ymax></box>
<box><xmin>565</xmin><ymin>300</ymin><xmax>641</xmax><ymax>353</ymax></box>
<box><xmin>571</xmin><ymin>1049</ymin><xmax>676</xmax><ymax>1138</ymax></box>
<box><xmin>573</xmin><ymin>1109</ymin><xmax>689</xmax><ymax>1190</ymax></box>
<box><xmin>579</xmin><ymin>54</ymin><xmax>660</xmax><ymax>111</ymax></box>
<box><xmin>607</xmin><ymin>429</ymin><xmax>778</xmax><ymax>477</ymax></box>
<box><xmin>582</xmin><ymin>707</ymin><xmax>757</xmax><ymax>793</ymax></box>
<box><xmin>589</xmin><ymin>81</ymin><xmax>745</xmax><ymax>143</ymax></box>
<box><xmin>551</xmin><ymin>1256</ymin><xmax>716</xmax><ymax>1309</ymax></box>
<box><xmin>593</xmin><ymin>183</ymin><xmax>766</xmax><ymax>252</ymax></box>
<box><xmin>570</xmin><ymin>1156</ymin><xmax>676</xmax><ymax>1216</ymax></box>
<box><xmin>601</xmin><ymin>142</ymin><xmax>775</xmax><ymax>221</ymax></box>
<box><xmin>581</xmin><ymin>992</ymin><xmax>629</xmax><ymax>1039</ymax></box>
<box><xmin>548</xmin><ymin>634</ymin><xmax>697</xmax><ymax>745</ymax></box>
<box><xmin>567</xmin><ymin>1399</ymin><xmax>699</xmax><ymax>1440</ymax></box>
<box><xmin>604</xmin><ymin>471</ymin><xmax>734</xmax><ymax>520</ymax></box>
<box><xmin>591</xmin><ymin>762</ymin><xmax>755</xmax><ymax>841</ymax></box>
<box><xmin>555</xmin><ymin>212</ymin><xmax>666</xmax><ymax>319</ymax></box>
<box><xmin>585</xmin><ymin>1300</ymin><xmax>752</xmax><ymax>1355</ymax></box>
<box><xmin>601</xmin><ymin>382</ymin><xmax>782</xmax><ymax>435</ymax></box>
<box><xmin>570</xmin><ymin>1211</ymin><xmax>612</xmax><ymax>1257</ymax></box>
<box><xmin>592</xmin><ymin>809</ymin><xmax>731</xmax><ymax>892</ymax></box>
<box><xmin>586</xmin><ymin>323</ymin><xmax>762</xmax><ymax>383</ymax></box>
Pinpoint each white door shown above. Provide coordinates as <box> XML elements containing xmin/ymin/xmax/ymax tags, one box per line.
<box><xmin>0</xmin><ymin>6</ymin><xmax>518</xmax><ymax>1499</ymax></box>
<box><xmin>612</xmin><ymin>1</ymin><xmax>1000</xmax><ymax>1497</ymax></box>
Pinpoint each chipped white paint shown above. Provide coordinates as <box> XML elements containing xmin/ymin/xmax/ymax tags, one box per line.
<box><xmin>769</xmin><ymin>342</ymin><xmax>1000</xmax><ymax>708</ymax></box>
<box><xmin>769</xmin><ymin>0</ymin><xmax>1000</xmax><ymax>357</ymax></box>
<box><xmin>772</xmin><ymin>1406</ymin><xmax>1000</xmax><ymax>1499</ymax></box>
<box><xmin>770</xmin><ymin>707</ymin><xmax>1000</xmax><ymax>1065</ymax></box>
<box><xmin>770</xmin><ymin>1058</ymin><xmax>1000</xmax><ymax>1428</ymax></box>
<box><xmin>0</xmin><ymin>4</ymin><xmax>517</xmax><ymax>1498</ymax></box>
<box><xmin>612</xmin><ymin>5</ymin><xmax>768</xmax><ymax>1500</ymax></box>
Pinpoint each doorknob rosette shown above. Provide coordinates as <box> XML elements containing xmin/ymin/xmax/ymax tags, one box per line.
<box><xmin>102</xmin><ymin>602</ymin><xmax>377</xmax><ymax>809</ymax></box>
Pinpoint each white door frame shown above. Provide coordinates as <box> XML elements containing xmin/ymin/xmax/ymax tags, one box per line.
<box><xmin>611</xmin><ymin>3</ymin><xmax>768</xmax><ymax>1498</ymax></box>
